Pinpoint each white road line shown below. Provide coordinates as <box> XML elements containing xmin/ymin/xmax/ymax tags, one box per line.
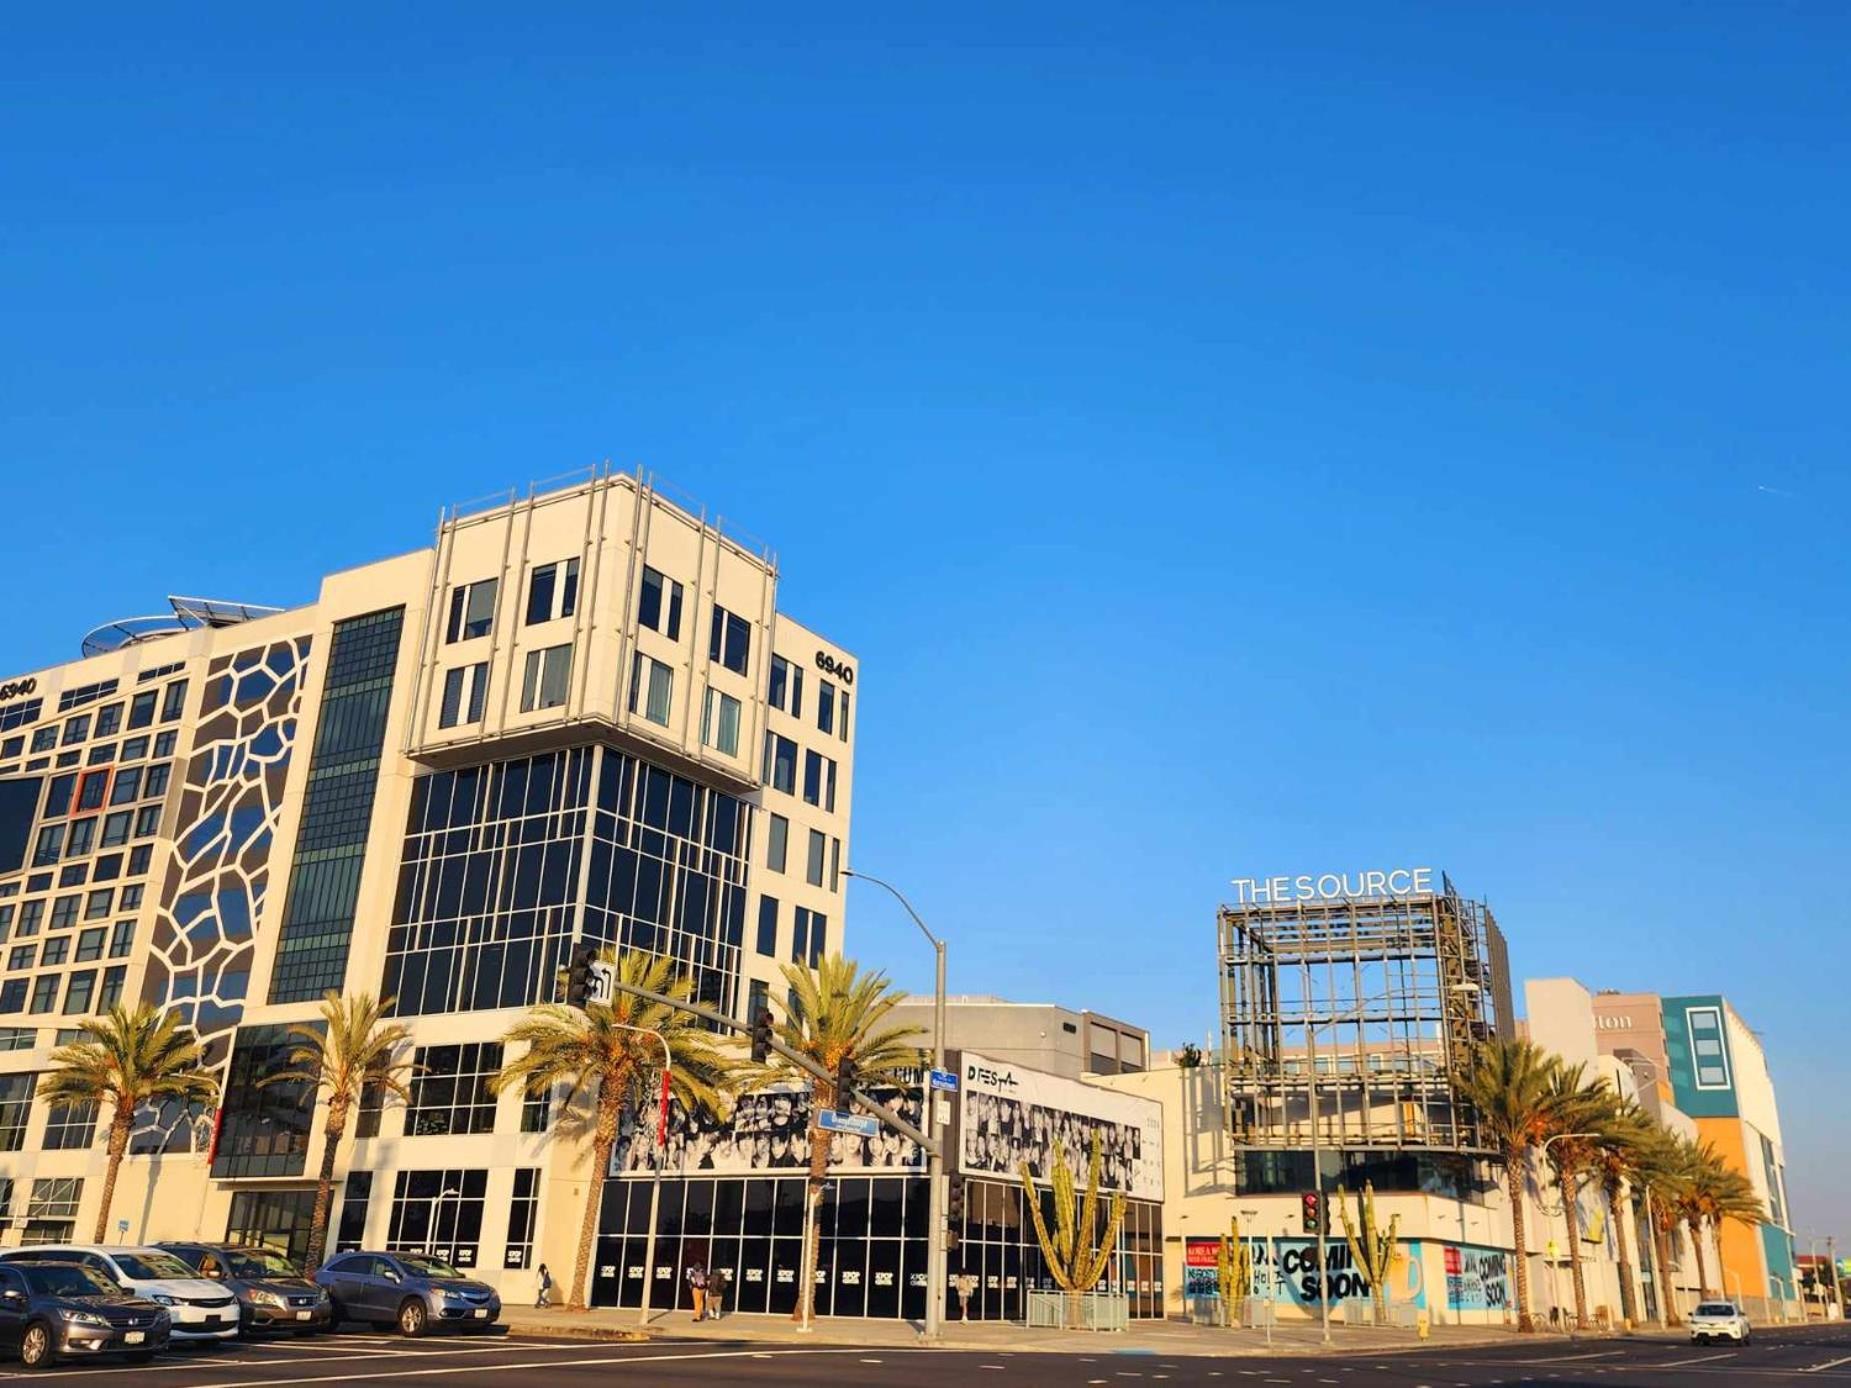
<box><xmin>1809</xmin><ymin>1356</ymin><xmax>1851</xmax><ymax>1373</ymax></box>
<box><xmin>1658</xmin><ymin>1351</ymin><xmax>1740</xmax><ymax>1368</ymax></box>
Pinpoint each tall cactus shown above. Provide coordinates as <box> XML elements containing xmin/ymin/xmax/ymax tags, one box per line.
<box><xmin>1019</xmin><ymin>1131</ymin><xmax>1127</xmax><ymax>1329</ymax></box>
<box><xmin>1216</xmin><ymin>1213</ymin><xmax>1254</xmax><ymax>1326</ymax></box>
<box><xmin>1336</xmin><ymin>1180</ymin><xmax>1401</xmax><ymax>1323</ymax></box>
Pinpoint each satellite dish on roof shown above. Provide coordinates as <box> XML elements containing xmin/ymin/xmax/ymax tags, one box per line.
<box><xmin>81</xmin><ymin>595</ymin><xmax>284</xmax><ymax>658</ymax></box>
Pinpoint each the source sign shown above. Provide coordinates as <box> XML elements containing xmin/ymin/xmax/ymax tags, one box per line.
<box><xmin>1230</xmin><ymin>867</ymin><xmax>1434</xmax><ymax>906</ymax></box>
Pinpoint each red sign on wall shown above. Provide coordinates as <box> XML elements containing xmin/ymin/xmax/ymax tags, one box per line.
<box><xmin>1185</xmin><ymin>1238</ymin><xmax>1221</xmax><ymax>1269</ymax></box>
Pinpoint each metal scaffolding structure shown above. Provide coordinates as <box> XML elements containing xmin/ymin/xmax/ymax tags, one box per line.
<box><xmin>1218</xmin><ymin>873</ymin><xmax>1513</xmax><ymax>1154</ymax></box>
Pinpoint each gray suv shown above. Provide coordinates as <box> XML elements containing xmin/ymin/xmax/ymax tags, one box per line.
<box><xmin>313</xmin><ymin>1253</ymin><xmax>500</xmax><ymax>1337</ymax></box>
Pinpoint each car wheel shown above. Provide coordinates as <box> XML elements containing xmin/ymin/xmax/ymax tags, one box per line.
<box><xmin>397</xmin><ymin>1299</ymin><xmax>428</xmax><ymax>1338</ymax></box>
<box><xmin>19</xmin><ymin>1322</ymin><xmax>53</xmax><ymax>1370</ymax></box>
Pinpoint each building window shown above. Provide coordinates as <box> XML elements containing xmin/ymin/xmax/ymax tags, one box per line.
<box><xmin>74</xmin><ymin>928</ymin><xmax>104</xmax><ymax>963</ymax></box>
<box><xmin>792</xmin><ymin>907</ymin><xmax>827</xmax><ymax>968</ymax></box>
<box><xmin>766</xmin><ymin>813</ymin><xmax>789</xmax><ymax>873</ymax></box>
<box><xmin>109</xmin><ymin>767</ymin><xmax>142</xmax><ymax>805</ymax></box>
<box><xmin>638</xmin><ymin>566</ymin><xmax>684</xmax><ymax>640</ymax></box>
<box><xmin>61</xmin><ymin>972</ymin><xmax>94</xmax><ymax>1014</ymax></box>
<box><xmin>818</xmin><ymin>681</ymin><xmax>835</xmax><ymax>736</ymax></box>
<box><xmin>0</xmin><ymin>981</ymin><xmax>23</xmax><ymax>1013</ymax></box>
<box><xmin>505</xmin><ymin>1169</ymin><xmax>540</xmax><ymax>1270</ymax></box>
<box><xmin>31</xmin><ymin>827</ymin><xmax>59</xmax><ymax>868</ymax></box>
<box><xmin>335</xmin><ymin>1172</ymin><xmax>372</xmax><ymax>1253</ymax></box>
<box><xmin>0</xmin><ymin>1029</ymin><xmax>33</xmax><ymax>1052</ymax></box>
<box><xmin>133</xmin><ymin>806</ymin><xmax>160</xmax><ymax>838</ymax></box>
<box><xmin>406</xmin><ymin>1043</ymin><xmax>503</xmax><ymax>1136</ymax></box>
<box><xmin>127</xmin><ymin>692</ymin><xmax>157</xmax><ymax>730</ymax></box>
<box><xmin>806</xmin><ymin>830</ymin><xmax>826</xmax><ymax>888</ymax></box>
<box><xmin>13</xmin><ymin>902</ymin><xmax>37</xmax><ymax>937</ymax></box>
<box><xmin>226</xmin><ymin>1189</ymin><xmax>319</xmax><ymax>1265</ymax></box>
<box><xmin>526</xmin><ymin>559</ymin><xmax>580</xmax><ymax>626</ymax></box>
<box><xmin>153</xmin><ymin>730</ymin><xmax>177</xmax><ymax>757</ymax></box>
<box><xmin>75</xmin><ymin>770</ymin><xmax>108</xmax><ymax>813</ymax></box>
<box><xmin>144</xmin><ymin>763</ymin><xmax>170</xmax><ymax>798</ymax></box>
<box><xmin>520</xmin><ymin>644</ymin><xmax>573</xmax><ymax>713</ymax></box>
<box><xmin>97</xmin><ymin>966</ymin><xmax>125</xmax><ymax>1010</ymax></box>
<box><xmin>769</xmin><ymin>655</ymin><xmax>804</xmax><ymax>719</ymax></box>
<box><xmin>95</xmin><ymin>705</ymin><xmax>121</xmax><ymax>737</ymax></box>
<box><xmin>84</xmin><ymin>889</ymin><xmax>112</xmax><ymax>920</ymax></box>
<box><xmin>803</xmin><ymin>751</ymin><xmax>838</xmax><ymax>810</ymax></box>
<box><xmin>108</xmin><ymin>920</ymin><xmax>134</xmax><ymax>958</ymax></box>
<box><xmin>62</xmin><ymin>715</ymin><xmax>90</xmax><ymax>747</ymax></box>
<box><xmin>831</xmin><ymin>837</ymin><xmax>841</xmax><ymax>893</ymax></box>
<box><xmin>756</xmin><ymin>895</ymin><xmax>779</xmax><ymax>957</ymax></box>
<box><xmin>438</xmin><ymin>663</ymin><xmax>490</xmax><ymax>729</ymax></box>
<box><xmin>119</xmin><ymin>736</ymin><xmax>148</xmax><ymax>763</ymax></box>
<box><xmin>520</xmin><ymin>1086</ymin><xmax>553</xmax><ymax>1135</ymax></box>
<box><xmin>42</xmin><ymin>1099</ymin><xmax>97</xmax><ymax>1151</ymax></box>
<box><xmin>7</xmin><ymin>945</ymin><xmax>33</xmax><ymax>971</ymax></box>
<box><xmin>63</xmin><ymin>820</ymin><xmax>94</xmax><ymax>858</ymax></box>
<box><xmin>445</xmin><ymin>579</ymin><xmax>499</xmax><ymax>643</ymax></box>
<box><xmin>211</xmin><ymin>1023</ymin><xmax>318</xmax><ymax>1178</ymax></box>
<box><xmin>629</xmin><ymin>654</ymin><xmax>674</xmax><ymax>726</ymax></box>
<box><xmin>701</xmin><ymin>689</ymin><xmax>742</xmax><ymax>756</ymax></box>
<box><xmin>387</xmin><ymin>1168</ymin><xmax>489</xmax><ymax>1269</ymax></box>
<box><xmin>49</xmin><ymin>897</ymin><xmax>78</xmax><ymax>930</ymax></box>
<box><xmin>709</xmin><ymin>606</ymin><xmax>750</xmax><ymax>676</ymax></box>
<box><xmin>765</xmin><ymin>735</ymin><xmax>797</xmax><ymax>795</ymax></box>
<box><xmin>1686</xmin><ymin>1007</ymin><xmax>1731</xmax><ymax>1089</ymax></box>
<box><xmin>0</xmin><ymin>1074</ymin><xmax>35</xmax><ymax>1150</ymax></box>
<box><xmin>22</xmin><ymin>1177</ymin><xmax>80</xmax><ymax>1245</ymax></box>
<box><xmin>160</xmin><ymin>681</ymin><xmax>188</xmax><ymax>723</ymax></box>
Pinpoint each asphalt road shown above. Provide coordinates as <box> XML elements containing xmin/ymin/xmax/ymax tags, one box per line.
<box><xmin>0</xmin><ymin>1320</ymin><xmax>1846</xmax><ymax>1387</ymax></box>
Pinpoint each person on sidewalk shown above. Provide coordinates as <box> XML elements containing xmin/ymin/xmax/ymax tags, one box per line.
<box><xmin>686</xmin><ymin>1258</ymin><xmax>710</xmax><ymax>1322</ymax></box>
<box><xmin>535</xmin><ymin>1264</ymin><xmax>553</xmax><ymax>1308</ymax></box>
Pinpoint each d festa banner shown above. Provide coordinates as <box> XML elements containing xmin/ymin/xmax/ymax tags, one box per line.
<box><xmin>957</xmin><ymin>1052</ymin><xmax>1163</xmax><ymax>1201</ymax></box>
<box><xmin>609</xmin><ymin>1082</ymin><xmax>924</xmax><ymax>1178</ymax></box>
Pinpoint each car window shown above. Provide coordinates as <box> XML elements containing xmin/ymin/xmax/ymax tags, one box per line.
<box><xmin>393</xmin><ymin>1254</ymin><xmax>461</xmax><ymax>1279</ymax></box>
<box><xmin>112</xmin><ymin>1252</ymin><xmax>195</xmax><ymax>1280</ymax></box>
<box><xmin>22</xmin><ymin>1265</ymin><xmax>118</xmax><ymax>1298</ymax></box>
<box><xmin>1695</xmin><ymin>1302</ymin><xmax>1737</xmax><ymax>1315</ymax></box>
<box><xmin>0</xmin><ymin>1267</ymin><xmax>24</xmax><ymax>1296</ymax></box>
<box><xmin>164</xmin><ymin>1248</ymin><xmax>204</xmax><ymax>1271</ymax></box>
<box><xmin>225</xmin><ymin>1249</ymin><xmax>299</xmax><ymax>1279</ymax></box>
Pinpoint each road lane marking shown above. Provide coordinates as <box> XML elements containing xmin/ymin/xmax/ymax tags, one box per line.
<box><xmin>1808</xmin><ymin>1357</ymin><xmax>1851</xmax><ymax>1372</ymax></box>
<box><xmin>1658</xmin><ymin>1351</ymin><xmax>1739</xmax><ymax>1368</ymax></box>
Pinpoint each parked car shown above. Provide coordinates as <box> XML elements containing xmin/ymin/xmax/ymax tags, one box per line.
<box><xmin>0</xmin><ymin>1260</ymin><xmax>171</xmax><ymax>1368</ymax></box>
<box><xmin>0</xmin><ymin>1247</ymin><xmax>238</xmax><ymax>1343</ymax></box>
<box><xmin>1689</xmin><ymin>1300</ymin><xmax>1753</xmax><ymax>1345</ymax></box>
<box><xmin>158</xmin><ymin>1243</ymin><xmax>332</xmax><ymax>1335</ymax></box>
<box><xmin>313</xmin><ymin>1252</ymin><xmax>501</xmax><ymax>1337</ymax></box>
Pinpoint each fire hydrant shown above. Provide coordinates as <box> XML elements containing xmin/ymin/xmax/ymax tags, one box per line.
<box><xmin>1416</xmin><ymin>1310</ymin><xmax>1431</xmax><ymax>1341</ymax></box>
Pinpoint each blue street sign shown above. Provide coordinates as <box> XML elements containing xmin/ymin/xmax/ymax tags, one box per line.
<box><xmin>816</xmin><ymin>1109</ymin><xmax>880</xmax><ymax>1138</ymax></box>
<box><xmin>929</xmin><ymin>1068</ymin><xmax>959</xmax><ymax>1092</ymax></box>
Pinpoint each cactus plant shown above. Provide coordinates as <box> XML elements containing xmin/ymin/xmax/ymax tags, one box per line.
<box><xmin>1336</xmin><ymin>1179</ymin><xmax>1401</xmax><ymax>1323</ymax></box>
<box><xmin>1019</xmin><ymin>1131</ymin><xmax>1127</xmax><ymax>1329</ymax></box>
<box><xmin>1216</xmin><ymin>1214</ymin><xmax>1254</xmax><ymax>1326</ymax></box>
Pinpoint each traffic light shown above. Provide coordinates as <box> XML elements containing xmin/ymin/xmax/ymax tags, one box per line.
<box><xmin>1301</xmin><ymin>1191</ymin><xmax>1322</xmax><ymax>1234</ymax></box>
<box><xmin>566</xmin><ymin>945</ymin><xmax>596</xmax><ymax>1009</ymax></box>
<box><xmin>834</xmin><ymin>1054</ymin><xmax>858</xmax><ymax>1103</ymax></box>
<box><xmin>750</xmin><ymin>1008</ymin><xmax>775</xmax><ymax>1064</ymax></box>
<box><xmin>946</xmin><ymin>1178</ymin><xmax>965</xmax><ymax>1251</ymax></box>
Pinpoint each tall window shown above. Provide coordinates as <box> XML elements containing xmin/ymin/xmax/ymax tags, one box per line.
<box><xmin>42</xmin><ymin>1099</ymin><xmax>97</xmax><ymax>1151</ymax></box>
<box><xmin>769</xmin><ymin>655</ymin><xmax>803</xmax><ymax>718</ymax></box>
<box><xmin>526</xmin><ymin>559</ymin><xmax>580</xmax><ymax>625</ymax></box>
<box><xmin>505</xmin><ymin>1169</ymin><xmax>541</xmax><ymax>1270</ymax></box>
<box><xmin>709</xmin><ymin>606</ymin><xmax>750</xmax><ymax>675</ymax></box>
<box><xmin>806</xmin><ymin>830</ymin><xmax>826</xmax><ymax>888</ymax></box>
<box><xmin>638</xmin><ymin>565</ymin><xmax>684</xmax><ymax>640</ymax></box>
<box><xmin>0</xmin><ymin>1074</ymin><xmax>35</xmax><ymax>1151</ymax></box>
<box><xmin>701</xmin><ymin>688</ymin><xmax>741</xmax><ymax>756</ymax></box>
<box><xmin>406</xmin><ymin>1043</ymin><xmax>503</xmax><ymax>1136</ymax></box>
<box><xmin>766</xmin><ymin>813</ymin><xmax>789</xmax><ymax>873</ymax></box>
<box><xmin>127</xmin><ymin>692</ymin><xmax>157</xmax><ymax>729</ymax></box>
<box><xmin>792</xmin><ymin>907</ymin><xmax>827</xmax><ymax>968</ymax></box>
<box><xmin>335</xmin><ymin>1172</ymin><xmax>373</xmax><ymax>1253</ymax></box>
<box><xmin>22</xmin><ymin>1177</ymin><xmax>80</xmax><ymax>1245</ymax></box>
<box><xmin>629</xmin><ymin>654</ymin><xmax>674</xmax><ymax>726</ymax></box>
<box><xmin>803</xmin><ymin>750</ymin><xmax>838</xmax><ymax>810</ymax></box>
<box><xmin>445</xmin><ymin>579</ymin><xmax>499</xmax><ymax>643</ymax></box>
<box><xmin>817</xmin><ymin>681</ymin><xmax>835</xmax><ymax>735</ymax></box>
<box><xmin>439</xmin><ymin>663</ymin><xmax>490</xmax><ymax>728</ymax></box>
<box><xmin>159</xmin><ymin>680</ymin><xmax>188</xmax><ymax>722</ymax></box>
<box><xmin>520</xmin><ymin>644</ymin><xmax>573</xmax><ymax>713</ymax></box>
<box><xmin>387</xmin><ymin>1168</ymin><xmax>489</xmax><ymax>1269</ymax></box>
<box><xmin>765</xmin><ymin>735</ymin><xmax>797</xmax><ymax>795</ymax></box>
<box><xmin>756</xmin><ymin>895</ymin><xmax>779</xmax><ymax>956</ymax></box>
<box><xmin>838</xmin><ymin>690</ymin><xmax>850</xmax><ymax>741</ymax></box>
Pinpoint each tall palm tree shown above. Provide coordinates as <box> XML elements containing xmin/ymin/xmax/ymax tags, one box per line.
<box><xmin>1589</xmin><ymin>1099</ymin><xmax>1656</xmax><ymax>1325</ymax></box>
<box><xmin>1457</xmin><ymin>1038</ymin><xmax>1567</xmax><ymax>1332</ymax></box>
<box><xmin>40</xmin><ymin>1002</ymin><xmax>219</xmax><ymax>1242</ymax></box>
<box><xmin>261</xmin><ymin>992</ymin><xmax>415</xmax><ymax>1270</ymax></box>
<box><xmin>1681</xmin><ymin>1139</ymin><xmax>1766</xmax><ymax>1297</ymax></box>
<box><xmin>492</xmin><ymin>947</ymin><xmax>738</xmax><ymax>1312</ymax></box>
<box><xmin>742</xmin><ymin>955</ymin><xmax>924</xmax><ymax>1325</ymax></box>
<box><xmin>1541</xmin><ymin>1063</ymin><xmax>1617</xmax><ymax>1329</ymax></box>
<box><xmin>1633</xmin><ymin>1126</ymin><xmax>1694</xmax><ymax>1326</ymax></box>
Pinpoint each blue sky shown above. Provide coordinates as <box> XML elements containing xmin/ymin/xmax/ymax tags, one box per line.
<box><xmin>5</xmin><ymin>6</ymin><xmax>1847</xmax><ymax>1230</ymax></box>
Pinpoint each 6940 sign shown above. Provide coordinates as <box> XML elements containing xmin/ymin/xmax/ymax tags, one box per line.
<box><xmin>814</xmin><ymin>651</ymin><xmax>855</xmax><ymax>686</ymax></box>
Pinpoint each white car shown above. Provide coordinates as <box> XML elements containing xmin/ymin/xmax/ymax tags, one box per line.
<box><xmin>1688</xmin><ymin>1300</ymin><xmax>1752</xmax><ymax>1345</ymax></box>
<box><xmin>0</xmin><ymin>1247</ymin><xmax>239</xmax><ymax>1342</ymax></box>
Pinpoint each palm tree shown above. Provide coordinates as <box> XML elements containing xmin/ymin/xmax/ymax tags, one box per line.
<box><xmin>1457</xmin><ymin>1038</ymin><xmax>1568</xmax><ymax>1332</ymax></box>
<box><xmin>1541</xmin><ymin>1063</ymin><xmax>1616</xmax><ymax>1329</ymax></box>
<box><xmin>491</xmin><ymin>947</ymin><xmax>738</xmax><ymax>1312</ymax></box>
<box><xmin>1588</xmin><ymin>1099</ymin><xmax>1656</xmax><ymax>1325</ymax></box>
<box><xmin>742</xmin><ymin>954</ymin><xmax>924</xmax><ymax>1324</ymax></box>
<box><xmin>40</xmin><ymin>1002</ymin><xmax>219</xmax><ymax>1242</ymax></box>
<box><xmin>1681</xmin><ymin>1139</ymin><xmax>1766</xmax><ymax>1297</ymax></box>
<box><xmin>260</xmin><ymin>992</ymin><xmax>415</xmax><ymax>1270</ymax></box>
<box><xmin>1633</xmin><ymin>1126</ymin><xmax>1694</xmax><ymax>1326</ymax></box>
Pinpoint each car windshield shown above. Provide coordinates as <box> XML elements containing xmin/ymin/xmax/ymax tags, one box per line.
<box><xmin>225</xmin><ymin>1248</ymin><xmax>301</xmax><ymax>1279</ymax></box>
<box><xmin>22</xmin><ymin>1265</ymin><xmax>118</xmax><ymax>1298</ymax></box>
<box><xmin>113</xmin><ymin>1252</ymin><xmax>195</xmax><ymax>1280</ymax></box>
<box><xmin>1695</xmin><ymin>1303</ymin><xmax>1738</xmax><ymax>1316</ymax></box>
<box><xmin>393</xmin><ymin>1255</ymin><xmax>462</xmax><ymax>1279</ymax></box>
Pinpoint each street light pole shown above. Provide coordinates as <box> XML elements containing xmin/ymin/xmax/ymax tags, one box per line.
<box><xmin>843</xmin><ymin>869</ymin><xmax>947</xmax><ymax>1344</ymax></box>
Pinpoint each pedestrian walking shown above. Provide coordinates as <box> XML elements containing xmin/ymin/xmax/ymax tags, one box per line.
<box><xmin>535</xmin><ymin>1263</ymin><xmax>553</xmax><ymax>1308</ymax></box>
<box><xmin>686</xmin><ymin>1257</ymin><xmax>709</xmax><ymax>1322</ymax></box>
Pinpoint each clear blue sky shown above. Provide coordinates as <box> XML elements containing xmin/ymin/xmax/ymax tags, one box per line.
<box><xmin>6</xmin><ymin>7</ymin><xmax>1847</xmax><ymax>1232</ymax></box>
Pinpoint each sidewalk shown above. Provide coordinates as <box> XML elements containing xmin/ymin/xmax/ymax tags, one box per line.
<box><xmin>499</xmin><ymin>1304</ymin><xmax>1532</xmax><ymax>1357</ymax></box>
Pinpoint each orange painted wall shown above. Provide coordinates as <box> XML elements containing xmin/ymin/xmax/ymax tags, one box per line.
<box><xmin>1696</xmin><ymin>1117</ymin><xmax>1765</xmax><ymax>1294</ymax></box>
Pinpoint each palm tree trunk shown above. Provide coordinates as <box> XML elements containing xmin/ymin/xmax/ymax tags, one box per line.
<box><xmin>1560</xmin><ymin>1164</ymin><xmax>1588</xmax><ymax>1329</ymax></box>
<box><xmin>1612</xmin><ymin>1186</ymin><xmax>1637</xmax><ymax>1325</ymax></box>
<box><xmin>304</xmin><ymin>1100</ymin><xmax>347</xmax><ymax>1272</ymax></box>
<box><xmin>568</xmin><ymin>1098</ymin><xmax>621</xmax><ymax>1312</ymax></box>
<box><xmin>1687</xmin><ymin>1219</ymin><xmax>1710</xmax><ymax>1297</ymax></box>
<box><xmin>795</xmin><ymin>1078</ymin><xmax>830</xmax><ymax>1323</ymax></box>
<box><xmin>92</xmin><ymin>1110</ymin><xmax>133</xmax><ymax>1243</ymax></box>
<box><xmin>1507</xmin><ymin>1151</ymin><xmax>1536</xmax><ymax>1333</ymax></box>
<box><xmin>1649</xmin><ymin>1215</ymin><xmax>1680</xmax><ymax>1326</ymax></box>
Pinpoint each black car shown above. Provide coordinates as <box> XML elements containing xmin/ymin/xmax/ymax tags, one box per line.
<box><xmin>0</xmin><ymin>1260</ymin><xmax>171</xmax><ymax>1368</ymax></box>
<box><xmin>158</xmin><ymin>1244</ymin><xmax>332</xmax><ymax>1335</ymax></box>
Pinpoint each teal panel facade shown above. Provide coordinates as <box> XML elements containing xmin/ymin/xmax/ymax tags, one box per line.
<box><xmin>1662</xmin><ymin>994</ymin><xmax>1740</xmax><ymax>1119</ymax></box>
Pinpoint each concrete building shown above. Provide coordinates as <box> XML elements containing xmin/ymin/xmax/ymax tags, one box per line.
<box><xmin>0</xmin><ymin>467</ymin><xmax>859</xmax><ymax>1305</ymax></box>
<box><xmin>885</xmin><ymin>995</ymin><xmax>1148</xmax><ymax>1081</ymax></box>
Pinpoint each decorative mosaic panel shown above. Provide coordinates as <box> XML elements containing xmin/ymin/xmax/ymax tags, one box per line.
<box><xmin>135</xmin><ymin>635</ymin><xmax>310</xmax><ymax>1153</ymax></box>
